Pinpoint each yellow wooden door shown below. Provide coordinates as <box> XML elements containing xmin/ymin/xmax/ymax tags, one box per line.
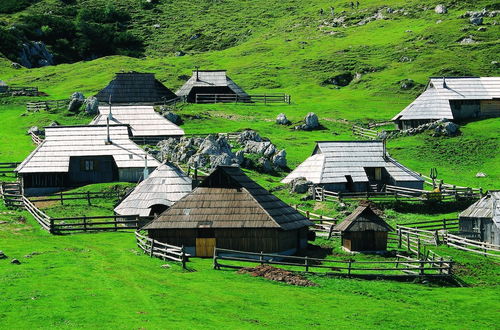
<box><xmin>375</xmin><ymin>167</ymin><xmax>382</xmax><ymax>181</ymax></box>
<box><xmin>196</xmin><ymin>238</ymin><xmax>216</xmax><ymax>257</ymax></box>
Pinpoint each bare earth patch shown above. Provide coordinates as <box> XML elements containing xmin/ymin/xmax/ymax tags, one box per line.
<box><xmin>237</xmin><ymin>265</ymin><xmax>317</xmax><ymax>287</ymax></box>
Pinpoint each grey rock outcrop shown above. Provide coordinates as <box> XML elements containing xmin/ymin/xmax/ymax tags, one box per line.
<box><xmin>296</xmin><ymin>112</ymin><xmax>320</xmax><ymax>131</ymax></box>
<box><xmin>435</xmin><ymin>5</ymin><xmax>447</xmax><ymax>14</ymax></box>
<box><xmin>11</xmin><ymin>258</ymin><xmax>21</xmax><ymax>265</ymax></box>
<box><xmin>238</xmin><ymin>130</ymin><xmax>262</xmax><ymax>143</ymax></box>
<box><xmin>381</xmin><ymin>119</ymin><xmax>460</xmax><ymax>139</ymax></box>
<box><xmin>164</xmin><ymin>111</ymin><xmax>181</xmax><ymax>125</ymax></box>
<box><xmin>289</xmin><ymin>177</ymin><xmax>312</xmax><ymax>194</ymax></box>
<box><xmin>27</xmin><ymin>126</ymin><xmax>41</xmax><ymax>135</ymax></box>
<box><xmin>18</xmin><ymin>41</ymin><xmax>55</xmax><ymax>69</ymax></box>
<box><xmin>470</xmin><ymin>16</ymin><xmax>483</xmax><ymax>25</ymax></box>
<box><xmin>83</xmin><ymin>97</ymin><xmax>99</xmax><ymax>115</ymax></box>
<box><xmin>276</xmin><ymin>113</ymin><xmax>290</xmax><ymax>125</ymax></box>
<box><xmin>11</xmin><ymin>62</ymin><xmax>21</xmax><ymax>69</ymax></box>
<box><xmin>272</xmin><ymin>150</ymin><xmax>287</xmax><ymax>169</ymax></box>
<box><xmin>258</xmin><ymin>158</ymin><xmax>273</xmax><ymax>173</ymax></box>
<box><xmin>68</xmin><ymin>92</ymin><xmax>85</xmax><ymax>113</ymax></box>
<box><xmin>0</xmin><ymin>251</ymin><xmax>7</xmax><ymax>259</ymax></box>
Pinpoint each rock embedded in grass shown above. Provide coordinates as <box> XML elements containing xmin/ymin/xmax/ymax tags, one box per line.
<box><xmin>435</xmin><ymin>5</ymin><xmax>447</xmax><ymax>14</ymax></box>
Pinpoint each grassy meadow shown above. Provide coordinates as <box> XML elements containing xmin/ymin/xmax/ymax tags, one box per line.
<box><xmin>1</xmin><ymin>0</ymin><xmax>500</xmax><ymax>328</ymax></box>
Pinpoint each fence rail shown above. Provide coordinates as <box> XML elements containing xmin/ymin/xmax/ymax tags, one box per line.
<box><xmin>135</xmin><ymin>231</ymin><xmax>189</xmax><ymax>268</ymax></box>
<box><xmin>352</xmin><ymin>125</ymin><xmax>378</xmax><ymax>140</ymax></box>
<box><xmin>30</xmin><ymin>132</ymin><xmax>43</xmax><ymax>145</ymax></box>
<box><xmin>0</xmin><ymin>163</ymin><xmax>20</xmax><ymax>177</ymax></box>
<box><xmin>195</xmin><ymin>93</ymin><xmax>291</xmax><ymax>104</ymax></box>
<box><xmin>29</xmin><ymin>190</ymin><xmax>124</xmax><ymax>206</ymax></box>
<box><xmin>443</xmin><ymin>233</ymin><xmax>500</xmax><ymax>258</ymax></box>
<box><xmin>5</xmin><ymin>86</ymin><xmax>39</xmax><ymax>96</ymax></box>
<box><xmin>26</xmin><ymin>99</ymin><xmax>69</xmax><ymax>112</ymax></box>
<box><xmin>213</xmin><ymin>248</ymin><xmax>453</xmax><ymax>277</ymax></box>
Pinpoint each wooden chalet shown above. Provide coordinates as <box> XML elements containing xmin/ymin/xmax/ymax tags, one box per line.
<box><xmin>142</xmin><ymin>166</ymin><xmax>313</xmax><ymax>257</ymax></box>
<box><xmin>282</xmin><ymin>141</ymin><xmax>423</xmax><ymax>192</ymax></box>
<box><xmin>334</xmin><ymin>206</ymin><xmax>393</xmax><ymax>252</ymax></box>
<box><xmin>15</xmin><ymin>125</ymin><xmax>160</xmax><ymax>195</ymax></box>
<box><xmin>459</xmin><ymin>191</ymin><xmax>500</xmax><ymax>245</ymax></box>
<box><xmin>90</xmin><ymin>105</ymin><xmax>184</xmax><ymax>144</ymax></box>
<box><xmin>95</xmin><ymin>72</ymin><xmax>177</xmax><ymax>104</ymax></box>
<box><xmin>0</xmin><ymin>80</ymin><xmax>7</xmax><ymax>93</ymax></box>
<box><xmin>176</xmin><ymin>69</ymin><xmax>249</xmax><ymax>103</ymax></box>
<box><xmin>115</xmin><ymin>162</ymin><xmax>192</xmax><ymax>217</ymax></box>
<box><xmin>393</xmin><ymin>77</ymin><xmax>500</xmax><ymax>129</ymax></box>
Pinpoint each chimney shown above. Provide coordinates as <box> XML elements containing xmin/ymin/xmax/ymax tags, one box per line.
<box><xmin>382</xmin><ymin>138</ymin><xmax>388</xmax><ymax>160</ymax></box>
<box><xmin>442</xmin><ymin>76</ymin><xmax>447</xmax><ymax>88</ymax></box>
<box><xmin>105</xmin><ymin>95</ymin><xmax>112</xmax><ymax>144</ymax></box>
<box><xmin>195</xmin><ymin>66</ymin><xmax>200</xmax><ymax>81</ymax></box>
<box><xmin>143</xmin><ymin>156</ymin><xmax>149</xmax><ymax>180</ymax></box>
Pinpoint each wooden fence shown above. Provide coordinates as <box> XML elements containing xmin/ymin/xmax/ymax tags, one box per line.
<box><xmin>443</xmin><ymin>233</ymin><xmax>500</xmax><ymax>258</ymax></box>
<box><xmin>135</xmin><ymin>231</ymin><xmax>189</xmax><ymax>268</ymax></box>
<box><xmin>352</xmin><ymin>125</ymin><xmax>378</xmax><ymax>140</ymax></box>
<box><xmin>213</xmin><ymin>248</ymin><xmax>453</xmax><ymax>278</ymax></box>
<box><xmin>29</xmin><ymin>190</ymin><xmax>124</xmax><ymax>206</ymax></box>
<box><xmin>30</xmin><ymin>132</ymin><xmax>43</xmax><ymax>145</ymax></box>
<box><xmin>292</xmin><ymin>205</ymin><xmax>340</xmax><ymax>239</ymax></box>
<box><xmin>6</xmin><ymin>86</ymin><xmax>39</xmax><ymax>96</ymax></box>
<box><xmin>400</xmin><ymin>218</ymin><xmax>459</xmax><ymax>231</ymax></box>
<box><xmin>419</xmin><ymin>173</ymin><xmax>483</xmax><ymax>197</ymax></box>
<box><xmin>367</xmin><ymin>121</ymin><xmax>395</xmax><ymax>128</ymax></box>
<box><xmin>26</xmin><ymin>99</ymin><xmax>69</xmax><ymax>112</ymax></box>
<box><xmin>0</xmin><ymin>163</ymin><xmax>20</xmax><ymax>177</ymax></box>
<box><xmin>194</xmin><ymin>93</ymin><xmax>291</xmax><ymax>104</ymax></box>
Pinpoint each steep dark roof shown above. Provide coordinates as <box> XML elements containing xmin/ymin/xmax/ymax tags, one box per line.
<box><xmin>334</xmin><ymin>206</ymin><xmax>393</xmax><ymax>232</ymax></box>
<box><xmin>175</xmin><ymin>70</ymin><xmax>249</xmax><ymax>97</ymax></box>
<box><xmin>142</xmin><ymin>166</ymin><xmax>313</xmax><ymax>231</ymax></box>
<box><xmin>95</xmin><ymin>72</ymin><xmax>177</xmax><ymax>103</ymax></box>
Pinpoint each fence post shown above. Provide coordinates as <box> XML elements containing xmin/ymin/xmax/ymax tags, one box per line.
<box><xmin>50</xmin><ymin>218</ymin><xmax>54</xmax><ymax>234</ymax></box>
<box><xmin>434</xmin><ymin>230</ymin><xmax>440</xmax><ymax>245</ymax></box>
<box><xmin>60</xmin><ymin>192</ymin><xmax>64</xmax><ymax>205</ymax></box>
<box><xmin>347</xmin><ymin>260</ymin><xmax>352</xmax><ymax>276</ymax></box>
<box><xmin>114</xmin><ymin>216</ymin><xmax>118</xmax><ymax>231</ymax></box>
<box><xmin>150</xmin><ymin>239</ymin><xmax>154</xmax><ymax>257</ymax></box>
<box><xmin>443</xmin><ymin>219</ymin><xmax>447</xmax><ymax>230</ymax></box>
<box><xmin>87</xmin><ymin>191</ymin><xmax>91</xmax><ymax>206</ymax></box>
<box><xmin>306</xmin><ymin>211</ymin><xmax>310</xmax><ymax>219</ymax></box>
<box><xmin>83</xmin><ymin>216</ymin><xmax>87</xmax><ymax>232</ymax></box>
<box><xmin>417</xmin><ymin>238</ymin><xmax>421</xmax><ymax>259</ymax></box>
<box><xmin>419</xmin><ymin>260</ymin><xmax>425</xmax><ymax>276</ymax></box>
<box><xmin>213</xmin><ymin>248</ymin><xmax>218</xmax><ymax>269</ymax></box>
<box><xmin>406</xmin><ymin>232</ymin><xmax>410</xmax><ymax>252</ymax></box>
<box><xmin>397</xmin><ymin>228</ymin><xmax>402</xmax><ymax>248</ymax></box>
<box><xmin>305</xmin><ymin>256</ymin><xmax>309</xmax><ymax>272</ymax></box>
<box><xmin>260</xmin><ymin>251</ymin><xmax>264</xmax><ymax>266</ymax></box>
<box><xmin>328</xmin><ymin>225</ymin><xmax>334</xmax><ymax>240</ymax></box>
<box><xmin>181</xmin><ymin>245</ymin><xmax>186</xmax><ymax>269</ymax></box>
<box><xmin>439</xmin><ymin>257</ymin><xmax>444</xmax><ymax>275</ymax></box>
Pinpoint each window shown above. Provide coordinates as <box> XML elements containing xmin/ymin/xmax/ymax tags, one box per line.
<box><xmin>80</xmin><ymin>159</ymin><xmax>98</xmax><ymax>172</ymax></box>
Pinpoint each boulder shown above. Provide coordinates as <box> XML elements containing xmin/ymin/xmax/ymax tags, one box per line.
<box><xmin>459</xmin><ymin>37</ymin><xmax>476</xmax><ymax>44</ymax></box>
<box><xmin>48</xmin><ymin>121</ymin><xmax>59</xmax><ymax>127</ymax></box>
<box><xmin>276</xmin><ymin>113</ymin><xmax>290</xmax><ymax>125</ymax></box>
<box><xmin>11</xmin><ymin>258</ymin><xmax>21</xmax><ymax>265</ymax></box>
<box><xmin>475</xmin><ymin>172</ymin><xmax>487</xmax><ymax>178</ymax></box>
<box><xmin>258</xmin><ymin>158</ymin><xmax>273</xmax><ymax>173</ymax></box>
<box><xmin>210</xmin><ymin>153</ymin><xmax>233</xmax><ymax>169</ymax></box>
<box><xmin>235</xmin><ymin>150</ymin><xmax>245</xmax><ymax>165</ymax></box>
<box><xmin>434</xmin><ymin>4</ymin><xmax>447</xmax><ymax>14</ymax></box>
<box><xmin>442</xmin><ymin>122</ymin><xmax>459</xmax><ymax>135</ymax></box>
<box><xmin>238</xmin><ymin>130</ymin><xmax>262</xmax><ymax>143</ymax></box>
<box><xmin>263</xmin><ymin>143</ymin><xmax>277</xmax><ymax>158</ymax></box>
<box><xmin>83</xmin><ymin>97</ymin><xmax>99</xmax><ymax>115</ymax></box>
<box><xmin>68</xmin><ymin>92</ymin><xmax>85</xmax><ymax>113</ymax></box>
<box><xmin>322</xmin><ymin>72</ymin><xmax>354</xmax><ymax>87</ymax></box>
<box><xmin>289</xmin><ymin>177</ymin><xmax>312</xmax><ymax>194</ymax></box>
<box><xmin>400</xmin><ymin>79</ymin><xmax>415</xmax><ymax>90</ymax></box>
<box><xmin>272</xmin><ymin>150</ymin><xmax>287</xmax><ymax>169</ymax></box>
<box><xmin>11</xmin><ymin>62</ymin><xmax>22</xmax><ymax>69</ymax></box>
<box><xmin>71</xmin><ymin>92</ymin><xmax>85</xmax><ymax>102</ymax></box>
<box><xmin>244</xmin><ymin>141</ymin><xmax>272</xmax><ymax>155</ymax></box>
<box><xmin>27</xmin><ymin>126</ymin><xmax>41</xmax><ymax>135</ymax></box>
<box><xmin>470</xmin><ymin>16</ymin><xmax>483</xmax><ymax>25</ymax></box>
<box><xmin>18</xmin><ymin>41</ymin><xmax>55</xmax><ymax>69</ymax></box>
<box><xmin>0</xmin><ymin>251</ymin><xmax>7</xmax><ymax>259</ymax></box>
<box><xmin>164</xmin><ymin>111</ymin><xmax>181</xmax><ymax>124</ymax></box>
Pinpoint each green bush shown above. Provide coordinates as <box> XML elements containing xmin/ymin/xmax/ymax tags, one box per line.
<box><xmin>0</xmin><ymin>0</ymin><xmax>39</xmax><ymax>14</ymax></box>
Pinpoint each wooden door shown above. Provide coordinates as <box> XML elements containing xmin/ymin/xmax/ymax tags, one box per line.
<box><xmin>375</xmin><ymin>168</ymin><xmax>382</xmax><ymax>181</ymax></box>
<box><xmin>196</xmin><ymin>238</ymin><xmax>216</xmax><ymax>257</ymax></box>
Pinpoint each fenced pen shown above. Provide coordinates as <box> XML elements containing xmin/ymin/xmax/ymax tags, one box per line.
<box><xmin>194</xmin><ymin>93</ymin><xmax>291</xmax><ymax>104</ymax></box>
<box><xmin>0</xmin><ymin>163</ymin><xmax>20</xmax><ymax>178</ymax></box>
<box><xmin>135</xmin><ymin>231</ymin><xmax>189</xmax><ymax>268</ymax></box>
<box><xmin>26</xmin><ymin>99</ymin><xmax>69</xmax><ymax>112</ymax></box>
<box><xmin>213</xmin><ymin>248</ymin><xmax>453</xmax><ymax>278</ymax></box>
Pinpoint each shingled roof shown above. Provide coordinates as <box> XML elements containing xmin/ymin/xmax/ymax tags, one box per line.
<box><xmin>115</xmin><ymin>162</ymin><xmax>192</xmax><ymax>217</ymax></box>
<box><xmin>90</xmin><ymin>105</ymin><xmax>184</xmax><ymax>138</ymax></box>
<box><xmin>95</xmin><ymin>72</ymin><xmax>177</xmax><ymax>104</ymax></box>
<box><xmin>282</xmin><ymin>141</ymin><xmax>423</xmax><ymax>184</ymax></box>
<box><xmin>393</xmin><ymin>77</ymin><xmax>500</xmax><ymax>121</ymax></box>
<box><xmin>176</xmin><ymin>70</ymin><xmax>249</xmax><ymax>97</ymax></box>
<box><xmin>142</xmin><ymin>166</ymin><xmax>313</xmax><ymax>230</ymax></box>
<box><xmin>16</xmin><ymin>125</ymin><xmax>160</xmax><ymax>174</ymax></box>
<box><xmin>334</xmin><ymin>206</ymin><xmax>393</xmax><ymax>232</ymax></box>
<box><xmin>460</xmin><ymin>191</ymin><xmax>500</xmax><ymax>224</ymax></box>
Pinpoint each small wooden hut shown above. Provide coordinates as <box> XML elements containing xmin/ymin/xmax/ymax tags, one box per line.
<box><xmin>142</xmin><ymin>166</ymin><xmax>313</xmax><ymax>257</ymax></box>
<box><xmin>90</xmin><ymin>105</ymin><xmax>184</xmax><ymax>144</ymax></box>
<box><xmin>334</xmin><ymin>206</ymin><xmax>393</xmax><ymax>252</ymax></box>
<box><xmin>282</xmin><ymin>141</ymin><xmax>423</xmax><ymax>192</ymax></box>
<box><xmin>392</xmin><ymin>77</ymin><xmax>500</xmax><ymax>129</ymax></box>
<box><xmin>459</xmin><ymin>191</ymin><xmax>500</xmax><ymax>245</ymax></box>
<box><xmin>15</xmin><ymin>125</ymin><xmax>160</xmax><ymax>195</ymax></box>
<box><xmin>95</xmin><ymin>72</ymin><xmax>177</xmax><ymax>104</ymax></box>
<box><xmin>0</xmin><ymin>80</ymin><xmax>8</xmax><ymax>93</ymax></box>
<box><xmin>176</xmin><ymin>70</ymin><xmax>249</xmax><ymax>103</ymax></box>
<box><xmin>115</xmin><ymin>162</ymin><xmax>192</xmax><ymax>217</ymax></box>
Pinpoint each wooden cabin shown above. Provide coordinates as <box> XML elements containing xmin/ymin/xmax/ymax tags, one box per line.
<box><xmin>459</xmin><ymin>191</ymin><xmax>500</xmax><ymax>245</ymax></box>
<box><xmin>142</xmin><ymin>166</ymin><xmax>313</xmax><ymax>257</ymax></box>
<box><xmin>334</xmin><ymin>206</ymin><xmax>393</xmax><ymax>252</ymax></box>
<box><xmin>393</xmin><ymin>77</ymin><xmax>500</xmax><ymax>129</ymax></box>
<box><xmin>95</xmin><ymin>72</ymin><xmax>177</xmax><ymax>104</ymax></box>
<box><xmin>15</xmin><ymin>125</ymin><xmax>160</xmax><ymax>196</ymax></box>
<box><xmin>176</xmin><ymin>70</ymin><xmax>249</xmax><ymax>103</ymax></box>
<box><xmin>115</xmin><ymin>162</ymin><xmax>192</xmax><ymax>217</ymax></box>
<box><xmin>282</xmin><ymin>141</ymin><xmax>423</xmax><ymax>192</ymax></box>
<box><xmin>90</xmin><ymin>105</ymin><xmax>184</xmax><ymax>144</ymax></box>
<box><xmin>0</xmin><ymin>80</ymin><xmax>7</xmax><ymax>93</ymax></box>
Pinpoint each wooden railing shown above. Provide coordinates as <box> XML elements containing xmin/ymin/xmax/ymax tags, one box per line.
<box><xmin>0</xmin><ymin>163</ymin><xmax>20</xmax><ymax>177</ymax></box>
<box><xmin>367</xmin><ymin>121</ymin><xmax>395</xmax><ymax>128</ymax></box>
<box><xmin>292</xmin><ymin>205</ymin><xmax>339</xmax><ymax>239</ymax></box>
<box><xmin>352</xmin><ymin>125</ymin><xmax>378</xmax><ymax>140</ymax></box>
<box><xmin>195</xmin><ymin>93</ymin><xmax>291</xmax><ymax>104</ymax></box>
<box><xmin>213</xmin><ymin>248</ymin><xmax>453</xmax><ymax>277</ymax></box>
<box><xmin>30</xmin><ymin>132</ymin><xmax>43</xmax><ymax>145</ymax></box>
<box><xmin>400</xmin><ymin>218</ymin><xmax>459</xmax><ymax>231</ymax></box>
<box><xmin>443</xmin><ymin>233</ymin><xmax>500</xmax><ymax>258</ymax></box>
<box><xmin>6</xmin><ymin>86</ymin><xmax>39</xmax><ymax>96</ymax></box>
<box><xmin>26</xmin><ymin>99</ymin><xmax>69</xmax><ymax>112</ymax></box>
<box><xmin>135</xmin><ymin>231</ymin><xmax>189</xmax><ymax>268</ymax></box>
<box><xmin>29</xmin><ymin>190</ymin><xmax>125</xmax><ymax>206</ymax></box>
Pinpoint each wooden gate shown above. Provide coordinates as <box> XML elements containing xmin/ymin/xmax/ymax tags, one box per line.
<box><xmin>196</xmin><ymin>238</ymin><xmax>216</xmax><ymax>257</ymax></box>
